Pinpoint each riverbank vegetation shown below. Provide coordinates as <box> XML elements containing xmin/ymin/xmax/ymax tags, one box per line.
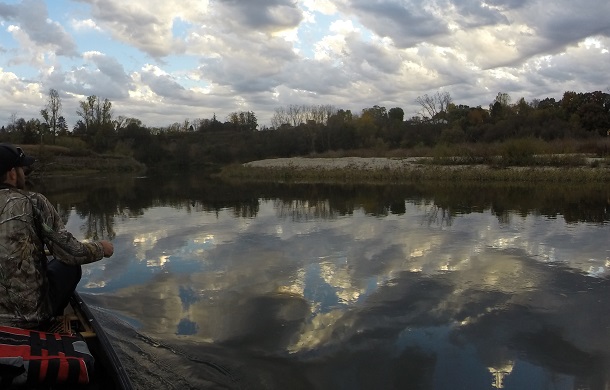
<box><xmin>0</xmin><ymin>89</ymin><xmax>608</xmax><ymax>179</ymax></box>
<box><xmin>21</xmin><ymin>144</ymin><xmax>146</xmax><ymax>176</ymax></box>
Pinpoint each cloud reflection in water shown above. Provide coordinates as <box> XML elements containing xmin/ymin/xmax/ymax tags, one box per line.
<box><xmin>70</xmin><ymin>186</ymin><xmax>610</xmax><ymax>389</ymax></box>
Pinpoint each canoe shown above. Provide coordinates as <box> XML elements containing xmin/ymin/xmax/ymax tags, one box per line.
<box><xmin>0</xmin><ymin>292</ymin><xmax>133</xmax><ymax>389</ymax></box>
<box><xmin>60</xmin><ymin>291</ymin><xmax>134</xmax><ymax>389</ymax></box>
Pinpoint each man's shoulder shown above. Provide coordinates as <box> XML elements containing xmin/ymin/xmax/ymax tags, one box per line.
<box><xmin>0</xmin><ymin>189</ymin><xmax>52</xmax><ymax>215</ymax></box>
<box><xmin>25</xmin><ymin>190</ymin><xmax>49</xmax><ymax>202</ymax></box>
<box><xmin>0</xmin><ymin>188</ymin><xmax>47</xmax><ymax>201</ymax></box>
<box><xmin>0</xmin><ymin>187</ymin><xmax>29</xmax><ymax>201</ymax></box>
<box><xmin>23</xmin><ymin>192</ymin><xmax>55</xmax><ymax>218</ymax></box>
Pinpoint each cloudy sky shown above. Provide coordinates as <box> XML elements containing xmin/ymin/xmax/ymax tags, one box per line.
<box><xmin>0</xmin><ymin>0</ymin><xmax>609</xmax><ymax>129</ymax></box>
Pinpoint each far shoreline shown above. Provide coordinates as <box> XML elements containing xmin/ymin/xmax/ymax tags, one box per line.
<box><xmin>220</xmin><ymin>156</ymin><xmax>610</xmax><ymax>184</ymax></box>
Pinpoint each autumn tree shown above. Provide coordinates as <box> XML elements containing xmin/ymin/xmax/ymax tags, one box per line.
<box><xmin>362</xmin><ymin>105</ymin><xmax>388</xmax><ymax>126</ymax></box>
<box><xmin>40</xmin><ymin>88</ymin><xmax>62</xmax><ymax>144</ymax></box>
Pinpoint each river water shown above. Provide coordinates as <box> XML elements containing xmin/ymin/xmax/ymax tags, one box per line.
<box><xmin>33</xmin><ymin>174</ymin><xmax>610</xmax><ymax>389</ymax></box>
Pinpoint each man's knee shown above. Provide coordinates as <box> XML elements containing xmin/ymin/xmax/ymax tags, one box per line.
<box><xmin>48</xmin><ymin>260</ymin><xmax>82</xmax><ymax>282</ymax></box>
<box><xmin>47</xmin><ymin>260</ymin><xmax>82</xmax><ymax>316</ymax></box>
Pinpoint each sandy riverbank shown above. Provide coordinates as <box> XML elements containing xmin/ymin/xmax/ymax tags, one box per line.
<box><xmin>244</xmin><ymin>157</ymin><xmax>425</xmax><ymax>170</ymax></box>
<box><xmin>230</xmin><ymin>156</ymin><xmax>610</xmax><ymax>183</ymax></box>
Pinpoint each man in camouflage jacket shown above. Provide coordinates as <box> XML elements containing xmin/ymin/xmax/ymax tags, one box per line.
<box><xmin>0</xmin><ymin>143</ymin><xmax>114</xmax><ymax>328</ymax></box>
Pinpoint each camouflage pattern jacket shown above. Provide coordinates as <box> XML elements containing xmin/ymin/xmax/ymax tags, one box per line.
<box><xmin>0</xmin><ymin>184</ymin><xmax>104</xmax><ymax>328</ymax></box>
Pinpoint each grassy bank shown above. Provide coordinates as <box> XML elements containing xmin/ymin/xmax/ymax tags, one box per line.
<box><xmin>22</xmin><ymin>145</ymin><xmax>146</xmax><ymax>177</ymax></box>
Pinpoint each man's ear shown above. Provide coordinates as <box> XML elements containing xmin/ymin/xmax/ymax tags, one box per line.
<box><xmin>6</xmin><ymin>167</ymin><xmax>17</xmax><ymax>182</ymax></box>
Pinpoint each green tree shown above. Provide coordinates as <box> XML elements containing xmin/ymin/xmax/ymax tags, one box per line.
<box><xmin>76</xmin><ymin>95</ymin><xmax>115</xmax><ymax>151</ymax></box>
<box><xmin>388</xmin><ymin>107</ymin><xmax>404</xmax><ymax>123</ymax></box>
<box><xmin>76</xmin><ymin>95</ymin><xmax>97</xmax><ymax>135</ymax></box>
<box><xmin>56</xmin><ymin>116</ymin><xmax>68</xmax><ymax>136</ymax></box>
<box><xmin>362</xmin><ymin>105</ymin><xmax>388</xmax><ymax>127</ymax></box>
<box><xmin>114</xmin><ymin>116</ymin><xmax>142</xmax><ymax>132</ymax></box>
<box><xmin>46</xmin><ymin>89</ymin><xmax>61</xmax><ymax>143</ymax></box>
<box><xmin>326</xmin><ymin>109</ymin><xmax>355</xmax><ymax>150</ymax></box>
<box><xmin>514</xmin><ymin>97</ymin><xmax>532</xmax><ymax>116</ymax></box>
<box><xmin>578</xmin><ymin>91</ymin><xmax>610</xmax><ymax>134</ymax></box>
<box><xmin>23</xmin><ymin>118</ymin><xmax>42</xmax><ymax>144</ymax></box>
<box><xmin>494</xmin><ymin>92</ymin><xmax>512</xmax><ymax>107</ymax></box>
<box><xmin>560</xmin><ymin>91</ymin><xmax>582</xmax><ymax>117</ymax></box>
<box><xmin>385</xmin><ymin>107</ymin><xmax>406</xmax><ymax>147</ymax></box>
<box><xmin>489</xmin><ymin>92</ymin><xmax>513</xmax><ymax>122</ymax></box>
<box><xmin>227</xmin><ymin>111</ymin><xmax>258</xmax><ymax>131</ymax></box>
<box><xmin>446</xmin><ymin>104</ymin><xmax>469</xmax><ymax>128</ymax></box>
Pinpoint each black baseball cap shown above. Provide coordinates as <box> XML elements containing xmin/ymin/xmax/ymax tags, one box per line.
<box><xmin>0</xmin><ymin>143</ymin><xmax>35</xmax><ymax>173</ymax></box>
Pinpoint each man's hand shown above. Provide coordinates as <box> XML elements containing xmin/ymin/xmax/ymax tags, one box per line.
<box><xmin>100</xmin><ymin>240</ymin><xmax>114</xmax><ymax>257</ymax></box>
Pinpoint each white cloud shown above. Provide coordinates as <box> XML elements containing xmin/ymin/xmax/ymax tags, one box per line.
<box><xmin>0</xmin><ymin>0</ymin><xmax>608</xmax><ymax>128</ymax></box>
<box><xmin>1</xmin><ymin>0</ymin><xmax>78</xmax><ymax>57</ymax></box>
<box><xmin>0</xmin><ymin>68</ymin><xmax>44</xmax><ymax>118</ymax></box>
<box><xmin>71</xmin><ymin>18</ymin><xmax>101</xmax><ymax>31</ymax></box>
<box><xmin>73</xmin><ymin>0</ymin><xmax>211</xmax><ymax>57</ymax></box>
<box><xmin>301</xmin><ymin>0</ymin><xmax>338</xmax><ymax>15</ymax></box>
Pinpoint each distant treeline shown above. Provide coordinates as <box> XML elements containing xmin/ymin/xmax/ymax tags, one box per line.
<box><xmin>1</xmin><ymin>90</ymin><xmax>609</xmax><ymax>169</ymax></box>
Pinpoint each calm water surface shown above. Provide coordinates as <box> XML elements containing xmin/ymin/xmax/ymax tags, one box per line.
<box><xmin>34</xmin><ymin>174</ymin><xmax>610</xmax><ymax>389</ymax></box>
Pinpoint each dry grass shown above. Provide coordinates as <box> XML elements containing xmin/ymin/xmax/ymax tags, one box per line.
<box><xmin>221</xmin><ymin>162</ymin><xmax>610</xmax><ymax>184</ymax></box>
<box><xmin>21</xmin><ymin>144</ymin><xmax>146</xmax><ymax>176</ymax></box>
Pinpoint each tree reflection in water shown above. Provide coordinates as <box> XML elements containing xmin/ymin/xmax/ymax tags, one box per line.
<box><xmin>33</xmin><ymin>174</ymin><xmax>610</xmax><ymax>228</ymax></box>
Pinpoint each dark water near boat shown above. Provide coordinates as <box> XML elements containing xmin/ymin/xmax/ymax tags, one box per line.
<box><xmin>32</xmin><ymin>174</ymin><xmax>610</xmax><ymax>389</ymax></box>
